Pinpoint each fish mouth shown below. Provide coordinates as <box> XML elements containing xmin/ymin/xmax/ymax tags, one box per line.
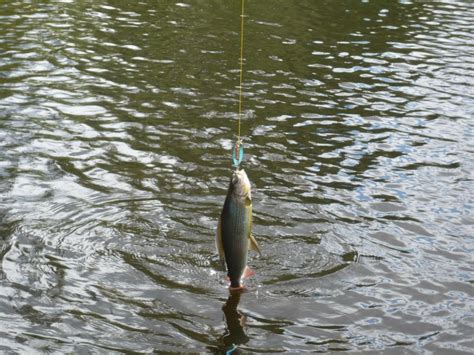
<box><xmin>232</xmin><ymin>169</ymin><xmax>251</xmax><ymax>197</ymax></box>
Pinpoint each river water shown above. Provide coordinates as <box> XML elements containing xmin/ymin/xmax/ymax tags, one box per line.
<box><xmin>1</xmin><ymin>0</ymin><xmax>473</xmax><ymax>353</ymax></box>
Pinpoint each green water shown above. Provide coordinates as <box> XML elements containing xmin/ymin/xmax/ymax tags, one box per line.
<box><xmin>1</xmin><ymin>0</ymin><xmax>473</xmax><ymax>353</ymax></box>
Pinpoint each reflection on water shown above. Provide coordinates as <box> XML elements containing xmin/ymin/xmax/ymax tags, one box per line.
<box><xmin>1</xmin><ymin>0</ymin><xmax>474</xmax><ymax>352</ymax></box>
<box><xmin>221</xmin><ymin>292</ymin><xmax>249</xmax><ymax>352</ymax></box>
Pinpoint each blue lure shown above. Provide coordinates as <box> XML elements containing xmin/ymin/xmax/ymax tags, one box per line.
<box><xmin>232</xmin><ymin>140</ymin><xmax>244</xmax><ymax>168</ymax></box>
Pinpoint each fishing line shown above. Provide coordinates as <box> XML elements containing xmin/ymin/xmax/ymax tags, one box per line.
<box><xmin>237</xmin><ymin>0</ymin><xmax>245</xmax><ymax>140</ymax></box>
<box><xmin>232</xmin><ymin>0</ymin><xmax>246</xmax><ymax>169</ymax></box>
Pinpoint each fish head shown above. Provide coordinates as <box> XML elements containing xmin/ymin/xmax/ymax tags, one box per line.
<box><xmin>231</xmin><ymin>169</ymin><xmax>251</xmax><ymax>199</ymax></box>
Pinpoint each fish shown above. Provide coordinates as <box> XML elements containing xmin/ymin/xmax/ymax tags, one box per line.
<box><xmin>216</xmin><ymin>169</ymin><xmax>261</xmax><ymax>290</ymax></box>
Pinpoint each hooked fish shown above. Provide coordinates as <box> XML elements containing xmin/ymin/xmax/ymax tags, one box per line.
<box><xmin>216</xmin><ymin>169</ymin><xmax>261</xmax><ymax>289</ymax></box>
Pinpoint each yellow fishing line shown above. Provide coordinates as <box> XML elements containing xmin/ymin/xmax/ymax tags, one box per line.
<box><xmin>237</xmin><ymin>0</ymin><xmax>245</xmax><ymax>142</ymax></box>
<box><xmin>232</xmin><ymin>0</ymin><xmax>246</xmax><ymax>169</ymax></box>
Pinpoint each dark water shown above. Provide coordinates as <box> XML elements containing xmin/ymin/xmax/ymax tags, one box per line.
<box><xmin>1</xmin><ymin>0</ymin><xmax>473</xmax><ymax>353</ymax></box>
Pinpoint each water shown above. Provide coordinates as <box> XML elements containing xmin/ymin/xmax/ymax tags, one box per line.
<box><xmin>1</xmin><ymin>0</ymin><xmax>473</xmax><ymax>353</ymax></box>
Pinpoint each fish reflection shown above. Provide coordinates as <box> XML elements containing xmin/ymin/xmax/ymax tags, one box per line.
<box><xmin>221</xmin><ymin>291</ymin><xmax>249</xmax><ymax>351</ymax></box>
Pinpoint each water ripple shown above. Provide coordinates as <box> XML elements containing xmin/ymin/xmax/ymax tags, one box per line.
<box><xmin>1</xmin><ymin>0</ymin><xmax>473</xmax><ymax>353</ymax></box>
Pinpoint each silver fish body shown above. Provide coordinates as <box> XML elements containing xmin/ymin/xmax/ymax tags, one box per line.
<box><xmin>216</xmin><ymin>169</ymin><xmax>260</xmax><ymax>288</ymax></box>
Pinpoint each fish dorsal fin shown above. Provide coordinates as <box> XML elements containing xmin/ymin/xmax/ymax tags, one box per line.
<box><xmin>248</xmin><ymin>234</ymin><xmax>262</xmax><ymax>256</ymax></box>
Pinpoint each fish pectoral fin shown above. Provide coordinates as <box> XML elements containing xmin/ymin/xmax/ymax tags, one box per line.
<box><xmin>245</xmin><ymin>195</ymin><xmax>252</xmax><ymax>206</ymax></box>
<box><xmin>216</xmin><ymin>218</ymin><xmax>226</xmax><ymax>270</ymax></box>
<box><xmin>248</xmin><ymin>233</ymin><xmax>262</xmax><ymax>256</ymax></box>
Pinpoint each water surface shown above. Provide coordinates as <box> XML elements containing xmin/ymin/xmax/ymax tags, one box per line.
<box><xmin>1</xmin><ymin>0</ymin><xmax>473</xmax><ymax>353</ymax></box>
